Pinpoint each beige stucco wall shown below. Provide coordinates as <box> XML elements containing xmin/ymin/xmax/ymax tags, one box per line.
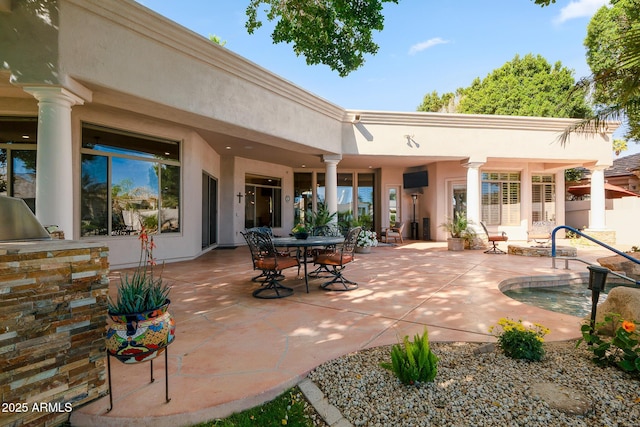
<box><xmin>344</xmin><ymin>112</ymin><xmax>613</xmax><ymax>166</ymax></box>
<box><xmin>566</xmin><ymin>198</ymin><xmax>640</xmax><ymax>246</ymax></box>
<box><xmin>58</xmin><ymin>0</ymin><xmax>344</xmax><ymax>154</ymax></box>
<box><xmin>0</xmin><ymin>1</ymin><xmax>60</xmax><ymax>84</ymax></box>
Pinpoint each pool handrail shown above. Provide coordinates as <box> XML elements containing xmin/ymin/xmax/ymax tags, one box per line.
<box><xmin>551</xmin><ymin>225</ymin><xmax>639</xmax><ymax>264</ymax></box>
<box><xmin>551</xmin><ymin>225</ymin><xmax>640</xmax><ymax>285</ymax></box>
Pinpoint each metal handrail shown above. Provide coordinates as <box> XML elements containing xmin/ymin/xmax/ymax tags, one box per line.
<box><xmin>551</xmin><ymin>225</ymin><xmax>640</xmax><ymax>285</ymax></box>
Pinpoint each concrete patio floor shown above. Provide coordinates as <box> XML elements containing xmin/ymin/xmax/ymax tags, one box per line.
<box><xmin>70</xmin><ymin>240</ymin><xmax>619</xmax><ymax>427</ymax></box>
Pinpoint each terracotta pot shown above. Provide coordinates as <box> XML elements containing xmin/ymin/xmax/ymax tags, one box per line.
<box><xmin>106</xmin><ymin>299</ymin><xmax>176</xmax><ymax>364</ymax></box>
<box><xmin>447</xmin><ymin>238</ymin><xmax>464</xmax><ymax>251</ymax></box>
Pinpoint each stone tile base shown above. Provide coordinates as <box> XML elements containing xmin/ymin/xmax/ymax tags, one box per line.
<box><xmin>508</xmin><ymin>244</ymin><xmax>577</xmax><ymax>257</ymax></box>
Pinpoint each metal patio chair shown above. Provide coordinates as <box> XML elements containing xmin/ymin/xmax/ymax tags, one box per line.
<box><xmin>241</xmin><ymin>230</ymin><xmax>300</xmax><ymax>298</ymax></box>
<box><xmin>312</xmin><ymin>226</ymin><xmax>362</xmax><ymax>291</ymax></box>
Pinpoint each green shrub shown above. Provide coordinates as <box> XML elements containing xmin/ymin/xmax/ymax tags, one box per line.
<box><xmin>577</xmin><ymin>313</ymin><xmax>640</xmax><ymax>374</ymax></box>
<box><xmin>380</xmin><ymin>328</ymin><xmax>438</xmax><ymax>385</ymax></box>
<box><xmin>490</xmin><ymin>318</ymin><xmax>549</xmax><ymax>361</ymax></box>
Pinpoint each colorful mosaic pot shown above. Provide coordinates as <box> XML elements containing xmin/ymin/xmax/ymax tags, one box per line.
<box><xmin>106</xmin><ymin>300</ymin><xmax>176</xmax><ymax>364</ymax></box>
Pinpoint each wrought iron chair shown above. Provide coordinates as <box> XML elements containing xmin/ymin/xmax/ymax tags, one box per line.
<box><xmin>307</xmin><ymin>223</ymin><xmax>344</xmax><ymax>278</ymax></box>
<box><xmin>241</xmin><ymin>230</ymin><xmax>300</xmax><ymax>298</ymax></box>
<box><xmin>312</xmin><ymin>226</ymin><xmax>362</xmax><ymax>291</ymax></box>
<box><xmin>480</xmin><ymin>222</ymin><xmax>508</xmax><ymax>254</ymax></box>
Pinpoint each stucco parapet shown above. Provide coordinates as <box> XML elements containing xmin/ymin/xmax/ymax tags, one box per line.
<box><xmin>345</xmin><ymin>109</ymin><xmax>621</xmax><ymax>134</ymax></box>
<box><xmin>64</xmin><ymin>0</ymin><xmax>345</xmax><ymax>121</ymax></box>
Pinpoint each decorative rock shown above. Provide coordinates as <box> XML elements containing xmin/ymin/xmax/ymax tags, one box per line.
<box><xmin>307</xmin><ymin>341</ymin><xmax>640</xmax><ymax>426</ymax></box>
<box><xmin>530</xmin><ymin>382</ymin><xmax>593</xmax><ymax>416</ymax></box>
<box><xmin>472</xmin><ymin>343</ymin><xmax>495</xmax><ymax>354</ymax></box>
<box><xmin>597</xmin><ymin>254</ymin><xmax>640</xmax><ymax>281</ymax></box>
<box><xmin>595</xmin><ymin>286</ymin><xmax>640</xmax><ymax>332</ymax></box>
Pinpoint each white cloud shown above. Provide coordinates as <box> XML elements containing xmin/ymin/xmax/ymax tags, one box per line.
<box><xmin>408</xmin><ymin>37</ymin><xmax>449</xmax><ymax>55</ymax></box>
<box><xmin>554</xmin><ymin>0</ymin><xmax>609</xmax><ymax>24</ymax></box>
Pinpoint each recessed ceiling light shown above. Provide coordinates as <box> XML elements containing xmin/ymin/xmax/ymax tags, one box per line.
<box><xmin>301</xmin><ymin>164</ymin><xmax>306</xmax><ymax>168</ymax></box>
<box><xmin>22</xmin><ymin>135</ymin><xmax>29</xmax><ymax>139</ymax></box>
<box><xmin>225</xmin><ymin>146</ymin><xmax>231</xmax><ymax>150</ymax></box>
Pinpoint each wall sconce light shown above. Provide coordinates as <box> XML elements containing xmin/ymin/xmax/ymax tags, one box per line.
<box><xmin>237</xmin><ymin>192</ymin><xmax>244</xmax><ymax>203</ymax></box>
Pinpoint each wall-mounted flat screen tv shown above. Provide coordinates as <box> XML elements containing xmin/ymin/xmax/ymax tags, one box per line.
<box><xmin>403</xmin><ymin>171</ymin><xmax>428</xmax><ymax>189</ymax></box>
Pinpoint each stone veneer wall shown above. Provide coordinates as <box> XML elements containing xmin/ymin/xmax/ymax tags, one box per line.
<box><xmin>0</xmin><ymin>241</ymin><xmax>109</xmax><ymax>427</ymax></box>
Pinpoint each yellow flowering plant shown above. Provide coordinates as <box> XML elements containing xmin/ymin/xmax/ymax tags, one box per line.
<box><xmin>489</xmin><ymin>318</ymin><xmax>550</xmax><ymax>361</ymax></box>
<box><xmin>577</xmin><ymin>313</ymin><xmax>640</xmax><ymax>374</ymax></box>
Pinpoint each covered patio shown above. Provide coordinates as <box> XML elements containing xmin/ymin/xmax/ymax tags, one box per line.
<box><xmin>71</xmin><ymin>240</ymin><xmax>615</xmax><ymax>427</ymax></box>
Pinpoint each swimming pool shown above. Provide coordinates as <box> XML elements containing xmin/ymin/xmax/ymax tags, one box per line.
<box><xmin>501</xmin><ymin>278</ymin><xmax>630</xmax><ymax>318</ymax></box>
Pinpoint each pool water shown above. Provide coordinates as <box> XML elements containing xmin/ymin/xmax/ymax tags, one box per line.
<box><xmin>503</xmin><ymin>283</ymin><xmax>629</xmax><ymax>317</ymax></box>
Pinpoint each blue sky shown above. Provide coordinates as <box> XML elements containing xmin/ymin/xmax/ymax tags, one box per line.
<box><xmin>136</xmin><ymin>0</ymin><xmax>637</xmax><ymax>156</ymax></box>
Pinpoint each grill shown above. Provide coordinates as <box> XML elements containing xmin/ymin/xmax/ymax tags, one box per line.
<box><xmin>0</xmin><ymin>196</ymin><xmax>52</xmax><ymax>241</ymax></box>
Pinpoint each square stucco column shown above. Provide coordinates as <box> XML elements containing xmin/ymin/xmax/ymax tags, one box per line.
<box><xmin>24</xmin><ymin>87</ymin><xmax>85</xmax><ymax>238</ymax></box>
<box><xmin>588</xmin><ymin>166</ymin><xmax>607</xmax><ymax>230</ymax></box>
<box><xmin>463</xmin><ymin>161</ymin><xmax>484</xmax><ymax>226</ymax></box>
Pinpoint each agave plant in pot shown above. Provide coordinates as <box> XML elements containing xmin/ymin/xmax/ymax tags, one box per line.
<box><xmin>106</xmin><ymin>227</ymin><xmax>176</xmax><ymax>364</ymax></box>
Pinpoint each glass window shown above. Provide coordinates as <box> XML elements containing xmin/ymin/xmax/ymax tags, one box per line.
<box><xmin>388</xmin><ymin>186</ymin><xmax>399</xmax><ymax>225</ymax></box>
<box><xmin>357</xmin><ymin>173</ymin><xmax>374</xmax><ymax>229</ymax></box>
<box><xmin>80</xmin><ymin>124</ymin><xmax>180</xmax><ymax>237</ymax></box>
<box><xmin>244</xmin><ymin>174</ymin><xmax>282</xmax><ymax>228</ymax></box>
<box><xmin>80</xmin><ymin>154</ymin><xmax>108</xmax><ymax>235</ymax></box>
<box><xmin>294</xmin><ymin>172</ymin><xmax>312</xmax><ymax>225</ymax></box>
<box><xmin>481</xmin><ymin>172</ymin><xmax>521</xmax><ymax>225</ymax></box>
<box><xmin>0</xmin><ymin>117</ymin><xmax>38</xmax><ymax>212</ymax></box>
<box><xmin>531</xmin><ymin>174</ymin><xmax>556</xmax><ymax>222</ymax></box>
<box><xmin>296</xmin><ymin>171</ymin><xmax>376</xmax><ymax>231</ymax></box>
<box><xmin>337</xmin><ymin>173</ymin><xmax>353</xmax><ymax>225</ymax></box>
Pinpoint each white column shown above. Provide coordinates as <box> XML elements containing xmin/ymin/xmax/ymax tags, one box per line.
<box><xmin>24</xmin><ymin>87</ymin><xmax>84</xmax><ymax>238</ymax></box>
<box><xmin>322</xmin><ymin>155</ymin><xmax>341</xmax><ymax>222</ymax></box>
<box><xmin>463</xmin><ymin>161</ymin><xmax>484</xmax><ymax>226</ymax></box>
<box><xmin>589</xmin><ymin>166</ymin><xmax>607</xmax><ymax>230</ymax></box>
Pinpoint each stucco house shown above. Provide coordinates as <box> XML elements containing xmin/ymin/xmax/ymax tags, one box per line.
<box><xmin>605</xmin><ymin>152</ymin><xmax>640</xmax><ymax>194</ymax></box>
<box><xmin>565</xmin><ymin>153</ymin><xmax>640</xmax><ymax>245</ymax></box>
<box><xmin>0</xmin><ymin>0</ymin><xmax>618</xmax><ymax>267</ymax></box>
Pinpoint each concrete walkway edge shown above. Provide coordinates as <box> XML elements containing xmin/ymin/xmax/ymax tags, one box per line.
<box><xmin>298</xmin><ymin>378</ymin><xmax>353</xmax><ymax>427</ymax></box>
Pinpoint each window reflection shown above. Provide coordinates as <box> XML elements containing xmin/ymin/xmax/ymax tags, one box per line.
<box><xmin>12</xmin><ymin>150</ymin><xmax>36</xmax><ymax>212</ymax></box>
<box><xmin>80</xmin><ymin>124</ymin><xmax>181</xmax><ymax>237</ymax></box>
<box><xmin>0</xmin><ymin>117</ymin><xmax>38</xmax><ymax>212</ymax></box>
<box><xmin>81</xmin><ymin>154</ymin><xmax>108</xmax><ymax>236</ymax></box>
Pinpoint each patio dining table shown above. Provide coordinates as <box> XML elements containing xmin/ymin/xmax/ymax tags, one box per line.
<box><xmin>272</xmin><ymin>235</ymin><xmax>344</xmax><ymax>293</ymax></box>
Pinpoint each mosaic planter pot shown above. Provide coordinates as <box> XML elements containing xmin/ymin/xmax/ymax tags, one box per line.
<box><xmin>106</xmin><ymin>299</ymin><xmax>176</xmax><ymax>364</ymax></box>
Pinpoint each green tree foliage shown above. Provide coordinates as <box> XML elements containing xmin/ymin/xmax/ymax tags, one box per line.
<box><xmin>578</xmin><ymin>0</ymin><xmax>640</xmax><ymax>144</ymax></box>
<box><xmin>418</xmin><ymin>54</ymin><xmax>591</xmax><ymax>119</ymax></box>
<box><xmin>417</xmin><ymin>90</ymin><xmax>457</xmax><ymax>113</ymax></box>
<box><xmin>244</xmin><ymin>1</ymin><xmax>555</xmax><ymax>77</ymax></box>
<box><xmin>208</xmin><ymin>34</ymin><xmax>227</xmax><ymax>46</ymax></box>
<box><xmin>245</xmin><ymin>0</ymin><xmax>399</xmax><ymax>77</ymax></box>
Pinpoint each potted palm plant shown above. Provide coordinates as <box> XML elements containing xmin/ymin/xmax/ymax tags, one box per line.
<box><xmin>440</xmin><ymin>212</ymin><xmax>475</xmax><ymax>251</ymax></box>
<box><xmin>106</xmin><ymin>227</ymin><xmax>175</xmax><ymax>364</ymax></box>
